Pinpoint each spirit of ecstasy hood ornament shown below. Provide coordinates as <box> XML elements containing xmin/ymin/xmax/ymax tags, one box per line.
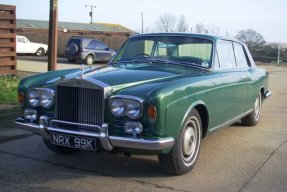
<box><xmin>80</xmin><ymin>64</ymin><xmax>86</xmax><ymax>79</ymax></box>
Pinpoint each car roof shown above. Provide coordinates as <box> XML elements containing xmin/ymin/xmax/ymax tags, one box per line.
<box><xmin>131</xmin><ymin>32</ymin><xmax>243</xmax><ymax>44</ymax></box>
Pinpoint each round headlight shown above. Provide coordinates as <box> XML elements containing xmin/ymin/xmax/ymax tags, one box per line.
<box><xmin>126</xmin><ymin>100</ymin><xmax>142</xmax><ymax>119</ymax></box>
<box><xmin>110</xmin><ymin>99</ymin><xmax>125</xmax><ymax>117</ymax></box>
<box><xmin>40</xmin><ymin>91</ymin><xmax>54</xmax><ymax>108</ymax></box>
<box><xmin>28</xmin><ymin>91</ymin><xmax>40</xmax><ymax>107</ymax></box>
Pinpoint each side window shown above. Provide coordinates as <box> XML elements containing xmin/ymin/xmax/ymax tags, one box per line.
<box><xmin>95</xmin><ymin>41</ymin><xmax>108</xmax><ymax>50</ymax></box>
<box><xmin>17</xmin><ymin>37</ymin><xmax>26</xmax><ymax>43</ymax></box>
<box><xmin>86</xmin><ymin>41</ymin><xmax>95</xmax><ymax>49</ymax></box>
<box><xmin>217</xmin><ymin>40</ymin><xmax>236</xmax><ymax>69</ymax></box>
<box><xmin>234</xmin><ymin>43</ymin><xmax>249</xmax><ymax>67</ymax></box>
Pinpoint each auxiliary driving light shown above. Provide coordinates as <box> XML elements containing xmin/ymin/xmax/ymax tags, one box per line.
<box><xmin>124</xmin><ymin>121</ymin><xmax>143</xmax><ymax>135</ymax></box>
<box><xmin>24</xmin><ymin>109</ymin><xmax>37</xmax><ymax>121</ymax></box>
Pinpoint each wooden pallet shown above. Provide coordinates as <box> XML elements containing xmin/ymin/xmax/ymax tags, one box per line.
<box><xmin>0</xmin><ymin>4</ymin><xmax>16</xmax><ymax>75</ymax></box>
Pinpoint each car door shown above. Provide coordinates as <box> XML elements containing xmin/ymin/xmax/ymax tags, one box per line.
<box><xmin>16</xmin><ymin>36</ymin><xmax>27</xmax><ymax>53</ymax></box>
<box><xmin>208</xmin><ymin>40</ymin><xmax>249</xmax><ymax>128</ymax></box>
<box><xmin>94</xmin><ymin>41</ymin><xmax>113</xmax><ymax>61</ymax></box>
<box><xmin>233</xmin><ymin>42</ymin><xmax>254</xmax><ymax>111</ymax></box>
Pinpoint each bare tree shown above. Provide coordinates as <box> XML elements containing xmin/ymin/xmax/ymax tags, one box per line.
<box><xmin>155</xmin><ymin>13</ymin><xmax>176</xmax><ymax>32</ymax></box>
<box><xmin>177</xmin><ymin>15</ymin><xmax>188</xmax><ymax>32</ymax></box>
<box><xmin>235</xmin><ymin>29</ymin><xmax>266</xmax><ymax>51</ymax></box>
<box><xmin>195</xmin><ymin>23</ymin><xmax>205</xmax><ymax>33</ymax></box>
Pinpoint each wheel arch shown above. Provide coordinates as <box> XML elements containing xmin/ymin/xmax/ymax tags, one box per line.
<box><xmin>260</xmin><ymin>86</ymin><xmax>265</xmax><ymax>101</ymax></box>
<box><xmin>182</xmin><ymin>101</ymin><xmax>209</xmax><ymax>139</ymax></box>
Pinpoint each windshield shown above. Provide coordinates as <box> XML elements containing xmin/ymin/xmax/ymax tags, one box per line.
<box><xmin>111</xmin><ymin>35</ymin><xmax>213</xmax><ymax>68</ymax></box>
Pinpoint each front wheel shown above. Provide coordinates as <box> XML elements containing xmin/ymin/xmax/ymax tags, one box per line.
<box><xmin>85</xmin><ymin>54</ymin><xmax>94</xmax><ymax>65</ymax></box>
<box><xmin>35</xmin><ymin>48</ymin><xmax>45</xmax><ymax>56</ymax></box>
<box><xmin>241</xmin><ymin>92</ymin><xmax>262</xmax><ymax>126</ymax></box>
<box><xmin>158</xmin><ymin>109</ymin><xmax>202</xmax><ymax>175</ymax></box>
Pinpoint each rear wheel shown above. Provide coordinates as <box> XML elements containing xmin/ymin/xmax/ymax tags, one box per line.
<box><xmin>241</xmin><ymin>92</ymin><xmax>262</xmax><ymax>126</ymax></box>
<box><xmin>35</xmin><ymin>48</ymin><xmax>45</xmax><ymax>56</ymax></box>
<box><xmin>158</xmin><ymin>109</ymin><xmax>202</xmax><ymax>175</ymax></box>
<box><xmin>68</xmin><ymin>58</ymin><xmax>76</xmax><ymax>63</ymax></box>
<box><xmin>85</xmin><ymin>54</ymin><xmax>94</xmax><ymax>65</ymax></box>
<box><xmin>43</xmin><ymin>139</ymin><xmax>78</xmax><ymax>154</ymax></box>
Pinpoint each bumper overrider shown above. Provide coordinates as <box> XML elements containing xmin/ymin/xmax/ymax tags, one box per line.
<box><xmin>15</xmin><ymin>116</ymin><xmax>174</xmax><ymax>151</ymax></box>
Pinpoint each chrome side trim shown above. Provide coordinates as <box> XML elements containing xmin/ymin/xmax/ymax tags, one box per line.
<box><xmin>264</xmin><ymin>90</ymin><xmax>272</xmax><ymax>99</ymax></box>
<box><xmin>109</xmin><ymin>136</ymin><xmax>174</xmax><ymax>151</ymax></box>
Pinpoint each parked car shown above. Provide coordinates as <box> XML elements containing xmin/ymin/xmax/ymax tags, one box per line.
<box><xmin>65</xmin><ymin>37</ymin><xmax>116</xmax><ymax>65</ymax></box>
<box><xmin>16</xmin><ymin>35</ymin><xmax>48</xmax><ymax>56</ymax></box>
<box><xmin>16</xmin><ymin>33</ymin><xmax>271</xmax><ymax>175</ymax></box>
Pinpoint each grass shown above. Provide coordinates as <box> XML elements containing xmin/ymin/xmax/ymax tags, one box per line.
<box><xmin>0</xmin><ymin>76</ymin><xmax>20</xmax><ymax>104</ymax></box>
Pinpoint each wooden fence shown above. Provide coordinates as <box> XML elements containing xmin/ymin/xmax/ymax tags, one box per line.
<box><xmin>0</xmin><ymin>5</ymin><xmax>16</xmax><ymax>75</ymax></box>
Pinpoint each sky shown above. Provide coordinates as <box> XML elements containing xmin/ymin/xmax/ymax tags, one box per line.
<box><xmin>1</xmin><ymin>0</ymin><xmax>287</xmax><ymax>43</ymax></box>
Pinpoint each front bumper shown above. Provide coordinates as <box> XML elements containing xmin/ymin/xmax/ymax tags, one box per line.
<box><xmin>15</xmin><ymin>116</ymin><xmax>174</xmax><ymax>151</ymax></box>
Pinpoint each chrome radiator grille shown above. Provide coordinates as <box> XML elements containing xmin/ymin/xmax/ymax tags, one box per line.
<box><xmin>55</xmin><ymin>85</ymin><xmax>104</xmax><ymax>132</ymax></box>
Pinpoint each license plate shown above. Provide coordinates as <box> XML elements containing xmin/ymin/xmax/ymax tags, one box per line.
<box><xmin>50</xmin><ymin>132</ymin><xmax>97</xmax><ymax>151</ymax></box>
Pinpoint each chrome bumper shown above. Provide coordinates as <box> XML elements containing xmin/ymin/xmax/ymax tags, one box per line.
<box><xmin>15</xmin><ymin>116</ymin><xmax>174</xmax><ymax>151</ymax></box>
<box><xmin>264</xmin><ymin>90</ymin><xmax>272</xmax><ymax>99</ymax></box>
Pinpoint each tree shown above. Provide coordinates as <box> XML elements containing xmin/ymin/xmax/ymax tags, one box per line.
<box><xmin>195</xmin><ymin>23</ymin><xmax>205</xmax><ymax>33</ymax></box>
<box><xmin>155</xmin><ymin>13</ymin><xmax>176</xmax><ymax>32</ymax></box>
<box><xmin>235</xmin><ymin>29</ymin><xmax>265</xmax><ymax>51</ymax></box>
<box><xmin>177</xmin><ymin>15</ymin><xmax>188</xmax><ymax>32</ymax></box>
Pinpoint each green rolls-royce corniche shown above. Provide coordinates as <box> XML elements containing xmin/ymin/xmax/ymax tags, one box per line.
<box><xmin>16</xmin><ymin>33</ymin><xmax>271</xmax><ymax>175</ymax></box>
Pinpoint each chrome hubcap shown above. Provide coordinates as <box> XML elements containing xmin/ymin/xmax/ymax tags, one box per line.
<box><xmin>181</xmin><ymin>117</ymin><xmax>200</xmax><ymax>164</ymax></box>
<box><xmin>254</xmin><ymin>93</ymin><xmax>261</xmax><ymax>121</ymax></box>
<box><xmin>87</xmin><ymin>57</ymin><xmax>93</xmax><ymax>64</ymax></box>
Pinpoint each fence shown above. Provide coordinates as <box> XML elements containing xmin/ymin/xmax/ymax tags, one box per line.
<box><xmin>0</xmin><ymin>5</ymin><xmax>16</xmax><ymax>75</ymax></box>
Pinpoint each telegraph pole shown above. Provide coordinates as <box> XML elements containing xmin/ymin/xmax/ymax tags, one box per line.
<box><xmin>141</xmin><ymin>12</ymin><xmax>144</xmax><ymax>34</ymax></box>
<box><xmin>48</xmin><ymin>0</ymin><xmax>58</xmax><ymax>71</ymax></box>
<box><xmin>277</xmin><ymin>44</ymin><xmax>281</xmax><ymax>64</ymax></box>
<box><xmin>85</xmin><ymin>5</ymin><xmax>96</xmax><ymax>24</ymax></box>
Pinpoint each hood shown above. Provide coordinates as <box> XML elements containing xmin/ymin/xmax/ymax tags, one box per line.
<box><xmin>84</xmin><ymin>63</ymin><xmax>206</xmax><ymax>91</ymax></box>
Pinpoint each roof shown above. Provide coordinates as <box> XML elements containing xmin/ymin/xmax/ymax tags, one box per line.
<box><xmin>16</xmin><ymin>19</ymin><xmax>133</xmax><ymax>33</ymax></box>
<box><xmin>134</xmin><ymin>32</ymin><xmax>240</xmax><ymax>43</ymax></box>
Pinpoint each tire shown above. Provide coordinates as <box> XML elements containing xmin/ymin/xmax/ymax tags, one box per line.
<box><xmin>241</xmin><ymin>92</ymin><xmax>262</xmax><ymax>126</ymax></box>
<box><xmin>68</xmin><ymin>58</ymin><xmax>76</xmax><ymax>63</ymax></box>
<box><xmin>158</xmin><ymin>109</ymin><xmax>202</xmax><ymax>175</ymax></box>
<box><xmin>43</xmin><ymin>139</ymin><xmax>78</xmax><ymax>154</ymax></box>
<box><xmin>67</xmin><ymin>43</ymin><xmax>79</xmax><ymax>55</ymax></box>
<box><xmin>85</xmin><ymin>54</ymin><xmax>94</xmax><ymax>65</ymax></box>
<box><xmin>35</xmin><ymin>48</ymin><xmax>45</xmax><ymax>56</ymax></box>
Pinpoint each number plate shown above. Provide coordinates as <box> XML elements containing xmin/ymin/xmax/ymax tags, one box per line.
<box><xmin>50</xmin><ymin>132</ymin><xmax>97</xmax><ymax>151</ymax></box>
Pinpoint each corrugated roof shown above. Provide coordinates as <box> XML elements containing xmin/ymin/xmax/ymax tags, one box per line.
<box><xmin>16</xmin><ymin>19</ymin><xmax>133</xmax><ymax>33</ymax></box>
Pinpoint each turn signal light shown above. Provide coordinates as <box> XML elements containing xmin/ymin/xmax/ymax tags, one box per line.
<box><xmin>18</xmin><ymin>91</ymin><xmax>25</xmax><ymax>106</ymax></box>
<box><xmin>148</xmin><ymin>105</ymin><xmax>157</xmax><ymax>123</ymax></box>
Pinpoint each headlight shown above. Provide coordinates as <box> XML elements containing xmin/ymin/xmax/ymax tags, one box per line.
<box><xmin>39</xmin><ymin>90</ymin><xmax>54</xmax><ymax>108</ymax></box>
<box><xmin>110</xmin><ymin>99</ymin><xmax>125</xmax><ymax>117</ymax></box>
<box><xmin>126</xmin><ymin>100</ymin><xmax>142</xmax><ymax>119</ymax></box>
<box><xmin>28</xmin><ymin>91</ymin><xmax>40</xmax><ymax>107</ymax></box>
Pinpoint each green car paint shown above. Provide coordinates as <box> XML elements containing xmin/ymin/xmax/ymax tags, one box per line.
<box><xmin>17</xmin><ymin>33</ymin><xmax>270</xmax><ymax>156</ymax></box>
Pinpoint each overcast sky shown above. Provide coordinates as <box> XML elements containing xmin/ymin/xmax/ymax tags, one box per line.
<box><xmin>2</xmin><ymin>0</ymin><xmax>287</xmax><ymax>43</ymax></box>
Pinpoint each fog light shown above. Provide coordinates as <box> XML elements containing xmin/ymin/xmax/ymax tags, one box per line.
<box><xmin>24</xmin><ymin>109</ymin><xmax>37</xmax><ymax>121</ymax></box>
<box><xmin>124</xmin><ymin>122</ymin><xmax>143</xmax><ymax>135</ymax></box>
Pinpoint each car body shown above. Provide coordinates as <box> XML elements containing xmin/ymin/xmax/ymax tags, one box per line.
<box><xmin>16</xmin><ymin>35</ymin><xmax>48</xmax><ymax>56</ymax></box>
<box><xmin>16</xmin><ymin>33</ymin><xmax>271</xmax><ymax>175</ymax></box>
<box><xmin>64</xmin><ymin>37</ymin><xmax>116</xmax><ymax>65</ymax></box>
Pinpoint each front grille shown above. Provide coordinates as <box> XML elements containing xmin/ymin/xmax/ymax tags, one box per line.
<box><xmin>56</xmin><ymin>85</ymin><xmax>104</xmax><ymax>132</ymax></box>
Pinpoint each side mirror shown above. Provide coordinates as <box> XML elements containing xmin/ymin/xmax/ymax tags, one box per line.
<box><xmin>105</xmin><ymin>48</ymin><xmax>110</xmax><ymax>51</ymax></box>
